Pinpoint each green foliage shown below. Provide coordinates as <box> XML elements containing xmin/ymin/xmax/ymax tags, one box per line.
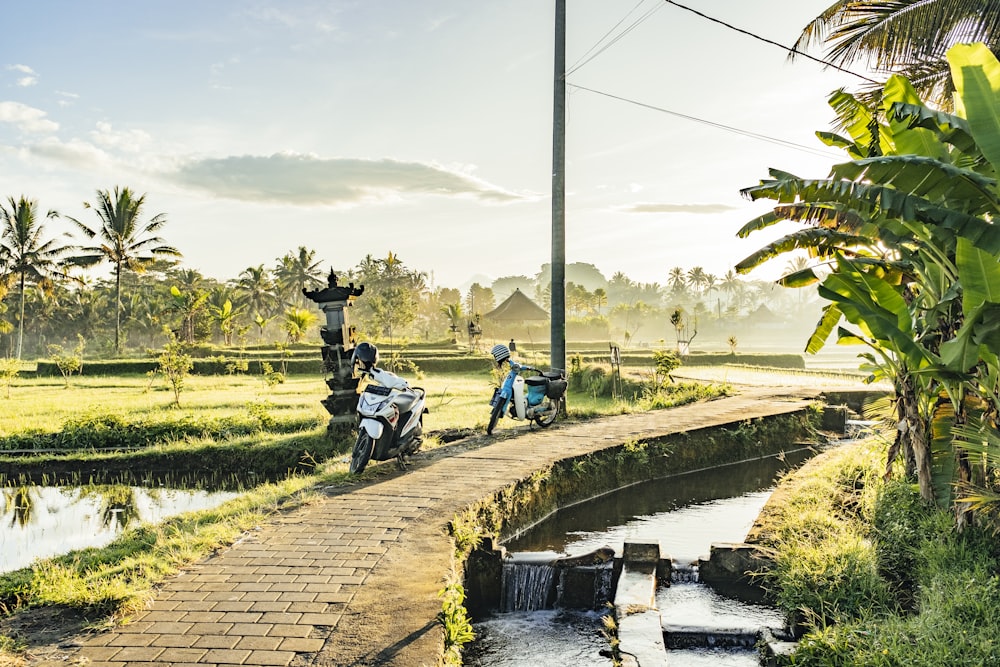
<box><xmin>0</xmin><ymin>358</ymin><xmax>20</xmax><ymax>399</ymax></box>
<box><xmin>759</xmin><ymin>441</ymin><xmax>1000</xmax><ymax>666</ymax></box>
<box><xmin>0</xmin><ymin>408</ymin><xmax>317</xmax><ymax>453</ymax></box>
<box><xmin>737</xmin><ymin>45</ymin><xmax>1000</xmax><ymax>519</ymax></box>
<box><xmin>281</xmin><ymin>307</ymin><xmax>318</xmax><ymax>343</ymax></box>
<box><xmin>46</xmin><ymin>335</ymin><xmax>86</xmax><ymax>387</ymax></box>
<box><xmin>651</xmin><ymin>349</ymin><xmax>680</xmax><ymax>384</ymax></box>
<box><xmin>438</xmin><ymin>578</ymin><xmax>475</xmax><ymax>665</ymax></box>
<box><xmin>157</xmin><ymin>331</ymin><xmax>193</xmax><ymax>407</ymax></box>
<box><xmin>259</xmin><ymin>361</ymin><xmax>284</xmax><ymax>388</ymax></box>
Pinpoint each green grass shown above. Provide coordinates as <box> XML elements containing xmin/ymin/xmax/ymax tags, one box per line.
<box><xmin>752</xmin><ymin>435</ymin><xmax>1000</xmax><ymax>666</ymax></box>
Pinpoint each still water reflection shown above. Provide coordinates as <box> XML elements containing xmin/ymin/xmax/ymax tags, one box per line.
<box><xmin>1</xmin><ymin>485</ymin><xmax>239</xmax><ymax>574</ymax></box>
<box><xmin>505</xmin><ymin>448</ymin><xmax>814</xmax><ymax>560</ymax></box>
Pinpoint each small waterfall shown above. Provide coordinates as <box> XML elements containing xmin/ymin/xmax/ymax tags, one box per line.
<box><xmin>591</xmin><ymin>563</ymin><xmax>614</xmax><ymax>605</ymax></box>
<box><xmin>501</xmin><ymin>556</ymin><xmax>557</xmax><ymax>612</ymax></box>
<box><xmin>670</xmin><ymin>561</ymin><xmax>699</xmax><ymax>583</ymax></box>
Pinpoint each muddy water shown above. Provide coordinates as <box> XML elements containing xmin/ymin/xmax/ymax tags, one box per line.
<box><xmin>467</xmin><ymin>447</ymin><xmax>817</xmax><ymax>666</ymax></box>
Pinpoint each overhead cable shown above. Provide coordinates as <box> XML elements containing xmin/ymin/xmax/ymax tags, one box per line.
<box><xmin>566</xmin><ymin>0</ymin><xmax>663</xmax><ymax>78</ymax></box>
<box><xmin>568</xmin><ymin>82</ymin><xmax>842</xmax><ymax>159</ymax></box>
<box><xmin>660</xmin><ymin>0</ymin><xmax>882</xmax><ymax>85</ymax></box>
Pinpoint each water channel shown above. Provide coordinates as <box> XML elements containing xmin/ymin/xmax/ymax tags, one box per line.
<box><xmin>465</xmin><ymin>446</ymin><xmax>819</xmax><ymax>666</ymax></box>
<box><xmin>0</xmin><ymin>485</ymin><xmax>239</xmax><ymax>574</ymax></box>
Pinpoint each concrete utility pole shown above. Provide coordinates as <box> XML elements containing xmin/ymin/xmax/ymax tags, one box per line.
<box><xmin>551</xmin><ymin>0</ymin><xmax>566</xmax><ymax>374</ymax></box>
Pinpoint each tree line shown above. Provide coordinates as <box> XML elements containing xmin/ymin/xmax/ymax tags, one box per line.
<box><xmin>0</xmin><ymin>187</ymin><xmax>811</xmax><ymax>359</ymax></box>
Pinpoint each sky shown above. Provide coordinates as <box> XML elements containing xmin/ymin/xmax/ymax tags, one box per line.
<box><xmin>1</xmin><ymin>0</ymin><xmax>873</xmax><ymax>292</ymax></box>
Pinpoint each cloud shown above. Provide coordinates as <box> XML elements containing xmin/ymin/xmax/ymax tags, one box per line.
<box><xmin>6</xmin><ymin>64</ymin><xmax>37</xmax><ymax>87</ymax></box>
<box><xmin>618</xmin><ymin>202</ymin><xmax>737</xmax><ymax>214</ymax></box>
<box><xmin>27</xmin><ymin>136</ymin><xmax>111</xmax><ymax>169</ymax></box>
<box><xmin>165</xmin><ymin>153</ymin><xmax>526</xmax><ymax>205</ymax></box>
<box><xmin>90</xmin><ymin>121</ymin><xmax>152</xmax><ymax>153</ymax></box>
<box><xmin>0</xmin><ymin>101</ymin><xmax>58</xmax><ymax>133</ymax></box>
<box><xmin>55</xmin><ymin>91</ymin><xmax>79</xmax><ymax>107</ymax></box>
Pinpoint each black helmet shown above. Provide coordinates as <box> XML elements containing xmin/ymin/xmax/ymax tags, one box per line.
<box><xmin>491</xmin><ymin>344</ymin><xmax>510</xmax><ymax>366</ymax></box>
<box><xmin>352</xmin><ymin>342</ymin><xmax>378</xmax><ymax>373</ymax></box>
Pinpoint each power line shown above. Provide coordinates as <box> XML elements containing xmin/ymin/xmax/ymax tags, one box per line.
<box><xmin>566</xmin><ymin>0</ymin><xmax>663</xmax><ymax>78</ymax></box>
<box><xmin>660</xmin><ymin>0</ymin><xmax>882</xmax><ymax>86</ymax></box>
<box><xmin>568</xmin><ymin>82</ymin><xmax>841</xmax><ymax>159</ymax></box>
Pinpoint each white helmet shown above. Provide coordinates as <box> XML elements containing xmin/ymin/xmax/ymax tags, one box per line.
<box><xmin>491</xmin><ymin>344</ymin><xmax>510</xmax><ymax>366</ymax></box>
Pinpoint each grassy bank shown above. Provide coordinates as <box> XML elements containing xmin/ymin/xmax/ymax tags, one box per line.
<box><xmin>750</xmin><ymin>436</ymin><xmax>1000</xmax><ymax>666</ymax></box>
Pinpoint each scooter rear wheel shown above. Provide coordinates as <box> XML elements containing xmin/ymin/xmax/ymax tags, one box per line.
<box><xmin>486</xmin><ymin>401</ymin><xmax>504</xmax><ymax>435</ymax></box>
<box><xmin>533</xmin><ymin>397</ymin><xmax>560</xmax><ymax>428</ymax></box>
<box><xmin>350</xmin><ymin>432</ymin><xmax>374</xmax><ymax>474</ymax></box>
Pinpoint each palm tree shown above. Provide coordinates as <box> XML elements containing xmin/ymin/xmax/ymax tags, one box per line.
<box><xmin>0</xmin><ymin>196</ymin><xmax>65</xmax><ymax>359</ymax></box>
<box><xmin>794</xmin><ymin>0</ymin><xmax>1000</xmax><ymax>108</ymax></box>
<box><xmin>667</xmin><ymin>267</ymin><xmax>686</xmax><ymax>292</ymax></box>
<box><xmin>686</xmin><ymin>266</ymin><xmax>708</xmax><ymax>295</ymax></box>
<box><xmin>235</xmin><ymin>264</ymin><xmax>279</xmax><ymax>317</ymax></box>
<box><xmin>66</xmin><ymin>187</ymin><xmax>181</xmax><ymax>355</ymax></box>
<box><xmin>282</xmin><ymin>307</ymin><xmax>318</xmax><ymax>343</ymax></box>
<box><xmin>274</xmin><ymin>247</ymin><xmax>324</xmax><ymax>307</ymax></box>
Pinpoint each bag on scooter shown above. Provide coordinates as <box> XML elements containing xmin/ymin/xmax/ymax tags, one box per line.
<box><xmin>542</xmin><ymin>370</ymin><xmax>567</xmax><ymax>399</ymax></box>
<box><xmin>525</xmin><ymin>376</ymin><xmax>548</xmax><ymax>406</ymax></box>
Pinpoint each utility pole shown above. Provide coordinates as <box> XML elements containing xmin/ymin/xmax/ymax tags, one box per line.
<box><xmin>551</xmin><ymin>0</ymin><xmax>566</xmax><ymax>375</ymax></box>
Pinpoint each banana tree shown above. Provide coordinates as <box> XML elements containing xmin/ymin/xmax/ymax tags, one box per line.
<box><xmin>736</xmin><ymin>43</ymin><xmax>1000</xmax><ymax>517</ymax></box>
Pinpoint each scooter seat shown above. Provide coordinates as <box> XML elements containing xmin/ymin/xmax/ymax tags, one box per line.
<box><xmin>392</xmin><ymin>391</ymin><xmax>420</xmax><ymax>413</ymax></box>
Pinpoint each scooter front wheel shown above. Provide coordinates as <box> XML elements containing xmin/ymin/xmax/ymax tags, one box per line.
<box><xmin>486</xmin><ymin>401</ymin><xmax>504</xmax><ymax>435</ymax></box>
<box><xmin>533</xmin><ymin>398</ymin><xmax>561</xmax><ymax>428</ymax></box>
<box><xmin>350</xmin><ymin>432</ymin><xmax>374</xmax><ymax>474</ymax></box>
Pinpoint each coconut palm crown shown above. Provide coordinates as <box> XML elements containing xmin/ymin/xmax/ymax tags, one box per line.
<box><xmin>66</xmin><ymin>186</ymin><xmax>181</xmax><ymax>355</ymax></box>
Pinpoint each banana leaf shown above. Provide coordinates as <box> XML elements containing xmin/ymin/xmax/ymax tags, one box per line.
<box><xmin>957</xmin><ymin>237</ymin><xmax>1000</xmax><ymax>309</ymax></box>
<box><xmin>930</xmin><ymin>400</ymin><xmax>958</xmax><ymax>509</ymax></box>
<box><xmin>949</xmin><ymin>43</ymin><xmax>1000</xmax><ymax>177</ymax></box>
<box><xmin>735</xmin><ymin>228</ymin><xmax>873</xmax><ymax>273</ymax></box>
<box><xmin>833</xmin><ymin>156</ymin><xmax>999</xmax><ymax>213</ymax></box>
<box><xmin>888</xmin><ymin>101</ymin><xmax>976</xmax><ymax>155</ymax></box>
<box><xmin>805</xmin><ymin>303</ymin><xmax>842</xmax><ymax>354</ymax></box>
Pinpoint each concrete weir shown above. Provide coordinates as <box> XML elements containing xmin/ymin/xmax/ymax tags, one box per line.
<box><xmin>614</xmin><ymin>541</ymin><xmax>796</xmax><ymax>666</ymax></box>
<box><xmin>614</xmin><ymin>542</ymin><xmax>667</xmax><ymax>667</ymax></box>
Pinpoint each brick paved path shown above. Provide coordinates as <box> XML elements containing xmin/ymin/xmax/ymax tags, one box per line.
<box><xmin>41</xmin><ymin>386</ymin><xmax>824</xmax><ymax>667</ymax></box>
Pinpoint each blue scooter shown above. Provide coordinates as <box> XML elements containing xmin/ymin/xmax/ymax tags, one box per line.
<box><xmin>486</xmin><ymin>344</ymin><xmax>567</xmax><ymax>435</ymax></box>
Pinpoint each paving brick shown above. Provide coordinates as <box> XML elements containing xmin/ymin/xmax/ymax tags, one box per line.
<box><xmin>243</xmin><ymin>650</ymin><xmax>296</xmax><ymax>666</ymax></box>
<box><xmin>74</xmin><ymin>646</ymin><xmax>121</xmax><ymax>660</ymax></box>
<box><xmin>187</xmin><ymin>622</ymin><xmax>235</xmax><ymax>635</ymax></box>
<box><xmin>108</xmin><ymin>645</ymin><xmax>165</xmax><ymax>661</ymax></box>
<box><xmin>143</xmin><ymin>621</ymin><xmax>195</xmax><ymax>635</ymax></box>
<box><xmin>202</xmin><ymin>648</ymin><xmax>252</xmax><ymax>664</ymax></box>
<box><xmin>276</xmin><ymin>637</ymin><xmax>326</xmax><ymax>653</ymax></box>
<box><xmin>266</xmin><ymin>624</ymin><xmax>314</xmax><ymax>639</ymax></box>
<box><xmin>218</xmin><ymin>612</ymin><xmax>264</xmax><ymax>624</ymax></box>
<box><xmin>258</xmin><ymin>612</ymin><xmax>303</xmax><ymax>625</ymax></box>
<box><xmin>149</xmin><ymin>633</ymin><xmax>199</xmax><ymax>648</ymax></box>
<box><xmin>177</xmin><ymin>611</ymin><xmax>225</xmax><ymax>623</ymax></box>
<box><xmin>191</xmin><ymin>635</ymin><xmax>242</xmax><ymax>649</ymax></box>
<box><xmin>234</xmin><ymin>636</ymin><xmax>283</xmax><ymax>651</ymax></box>
<box><xmin>155</xmin><ymin>648</ymin><xmax>208</xmax><ymax>662</ymax></box>
<box><xmin>297</xmin><ymin>612</ymin><xmax>343</xmax><ymax>626</ymax></box>
<box><xmin>229</xmin><ymin>622</ymin><xmax>272</xmax><ymax>637</ymax></box>
<box><xmin>107</xmin><ymin>633</ymin><xmax>157</xmax><ymax>647</ymax></box>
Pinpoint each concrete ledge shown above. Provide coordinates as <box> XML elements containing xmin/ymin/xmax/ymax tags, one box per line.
<box><xmin>615</xmin><ymin>542</ymin><xmax>665</xmax><ymax>667</ymax></box>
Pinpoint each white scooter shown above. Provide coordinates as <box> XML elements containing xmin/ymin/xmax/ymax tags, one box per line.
<box><xmin>349</xmin><ymin>343</ymin><xmax>427</xmax><ymax>474</ymax></box>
